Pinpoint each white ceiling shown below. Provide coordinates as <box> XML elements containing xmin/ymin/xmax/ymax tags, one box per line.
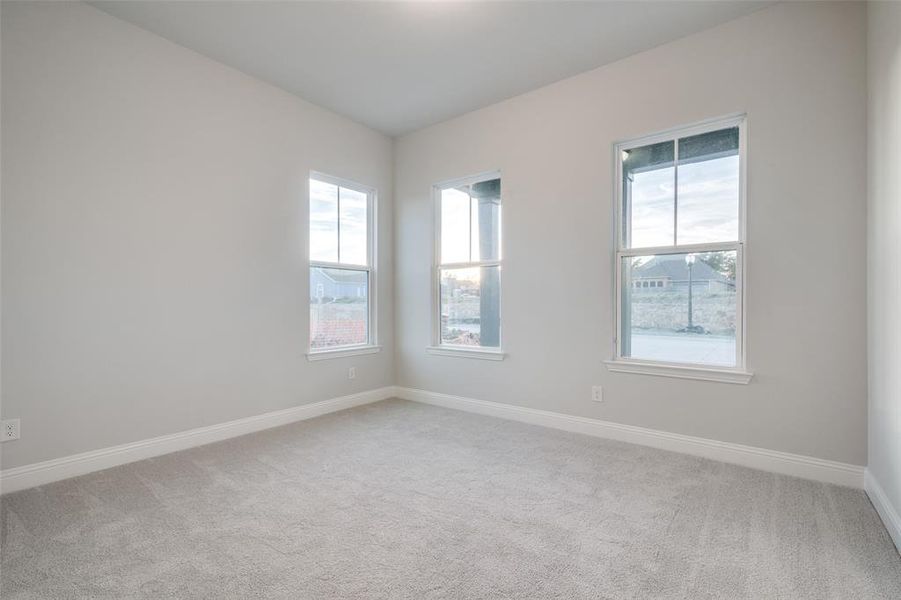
<box><xmin>92</xmin><ymin>1</ymin><xmax>773</xmax><ymax>136</ymax></box>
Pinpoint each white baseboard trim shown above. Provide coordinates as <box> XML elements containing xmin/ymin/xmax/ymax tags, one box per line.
<box><xmin>865</xmin><ymin>469</ymin><xmax>901</xmax><ymax>553</ymax></box>
<box><xmin>2</xmin><ymin>386</ymin><xmax>868</xmax><ymax>495</ymax></box>
<box><xmin>0</xmin><ymin>386</ymin><xmax>396</xmax><ymax>495</ymax></box>
<box><xmin>395</xmin><ymin>387</ymin><xmax>865</xmax><ymax>489</ymax></box>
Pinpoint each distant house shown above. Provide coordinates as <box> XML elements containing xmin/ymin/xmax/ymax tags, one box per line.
<box><xmin>631</xmin><ymin>255</ymin><xmax>733</xmax><ymax>292</ymax></box>
<box><xmin>310</xmin><ymin>269</ymin><xmax>367</xmax><ymax>301</ymax></box>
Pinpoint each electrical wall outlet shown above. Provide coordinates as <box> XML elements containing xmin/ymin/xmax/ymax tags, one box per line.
<box><xmin>2</xmin><ymin>419</ymin><xmax>20</xmax><ymax>442</ymax></box>
<box><xmin>348</xmin><ymin>367</ymin><xmax>356</xmax><ymax>380</ymax></box>
<box><xmin>592</xmin><ymin>386</ymin><xmax>603</xmax><ymax>403</ymax></box>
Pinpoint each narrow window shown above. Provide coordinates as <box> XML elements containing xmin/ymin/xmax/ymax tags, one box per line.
<box><xmin>615</xmin><ymin>117</ymin><xmax>745</xmax><ymax>369</ymax></box>
<box><xmin>309</xmin><ymin>174</ymin><xmax>375</xmax><ymax>352</ymax></box>
<box><xmin>434</xmin><ymin>173</ymin><xmax>502</xmax><ymax>350</ymax></box>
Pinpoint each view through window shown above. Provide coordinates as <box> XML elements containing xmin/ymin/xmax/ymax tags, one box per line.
<box><xmin>436</xmin><ymin>175</ymin><xmax>501</xmax><ymax>348</ymax></box>
<box><xmin>309</xmin><ymin>175</ymin><xmax>373</xmax><ymax>350</ymax></box>
<box><xmin>617</xmin><ymin>120</ymin><xmax>744</xmax><ymax>368</ymax></box>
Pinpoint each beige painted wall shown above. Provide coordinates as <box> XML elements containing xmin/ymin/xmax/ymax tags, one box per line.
<box><xmin>867</xmin><ymin>0</ymin><xmax>901</xmax><ymax>537</ymax></box>
<box><xmin>395</xmin><ymin>1</ymin><xmax>868</xmax><ymax>465</ymax></box>
<box><xmin>0</xmin><ymin>2</ymin><xmax>394</xmax><ymax>469</ymax></box>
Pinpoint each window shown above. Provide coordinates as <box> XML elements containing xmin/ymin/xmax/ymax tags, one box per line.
<box><xmin>610</xmin><ymin>116</ymin><xmax>750</xmax><ymax>382</ymax></box>
<box><xmin>430</xmin><ymin>172</ymin><xmax>503</xmax><ymax>358</ymax></box>
<box><xmin>308</xmin><ymin>173</ymin><xmax>377</xmax><ymax>357</ymax></box>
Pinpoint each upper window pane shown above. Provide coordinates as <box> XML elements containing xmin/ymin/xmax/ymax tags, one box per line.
<box><xmin>622</xmin><ymin>127</ymin><xmax>740</xmax><ymax>249</ymax></box>
<box><xmin>623</xmin><ymin>141</ymin><xmax>675</xmax><ymax>249</ymax></box>
<box><xmin>440</xmin><ymin>178</ymin><xmax>501</xmax><ymax>264</ymax></box>
<box><xmin>339</xmin><ymin>187</ymin><xmax>368</xmax><ymax>266</ymax></box>
<box><xmin>309</xmin><ymin>177</ymin><xmax>370</xmax><ymax>266</ymax></box>
<box><xmin>676</xmin><ymin>127</ymin><xmax>739</xmax><ymax>244</ymax></box>
<box><xmin>310</xmin><ymin>179</ymin><xmax>338</xmax><ymax>262</ymax></box>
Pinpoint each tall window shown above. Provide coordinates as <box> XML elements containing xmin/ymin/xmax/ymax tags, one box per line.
<box><xmin>433</xmin><ymin>173</ymin><xmax>502</xmax><ymax>353</ymax></box>
<box><xmin>614</xmin><ymin>116</ymin><xmax>746</xmax><ymax>371</ymax></box>
<box><xmin>309</xmin><ymin>174</ymin><xmax>375</xmax><ymax>352</ymax></box>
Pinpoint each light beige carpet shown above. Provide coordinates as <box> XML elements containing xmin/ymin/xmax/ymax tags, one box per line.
<box><xmin>2</xmin><ymin>398</ymin><xmax>900</xmax><ymax>599</ymax></box>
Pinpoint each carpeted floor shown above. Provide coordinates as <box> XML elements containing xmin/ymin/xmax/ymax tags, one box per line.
<box><xmin>2</xmin><ymin>399</ymin><xmax>900</xmax><ymax>599</ymax></box>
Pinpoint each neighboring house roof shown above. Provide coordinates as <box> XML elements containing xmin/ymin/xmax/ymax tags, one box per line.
<box><xmin>315</xmin><ymin>269</ymin><xmax>366</xmax><ymax>284</ymax></box>
<box><xmin>633</xmin><ymin>255</ymin><xmax>727</xmax><ymax>282</ymax></box>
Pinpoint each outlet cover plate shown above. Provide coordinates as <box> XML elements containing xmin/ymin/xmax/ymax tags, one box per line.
<box><xmin>2</xmin><ymin>419</ymin><xmax>21</xmax><ymax>442</ymax></box>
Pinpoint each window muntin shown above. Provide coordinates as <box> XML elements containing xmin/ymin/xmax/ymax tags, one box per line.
<box><xmin>435</xmin><ymin>174</ymin><xmax>502</xmax><ymax>349</ymax></box>
<box><xmin>616</xmin><ymin>118</ymin><xmax>744</xmax><ymax>369</ymax></box>
<box><xmin>309</xmin><ymin>174</ymin><xmax>375</xmax><ymax>351</ymax></box>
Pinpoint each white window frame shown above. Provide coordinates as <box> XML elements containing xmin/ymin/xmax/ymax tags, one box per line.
<box><xmin>306</xmin><ymin>171</ymin><xmax>380</xmax><ymax>361</ymax></box>
<box><xmin>605</xmin><ymin>115</ymin><xmax>752</xmax><ymax>384</ymax></box>
<box><xmin>427</xmin><ymin>171</ymin><xmax>505</xmax><ymax>361</ymax></box>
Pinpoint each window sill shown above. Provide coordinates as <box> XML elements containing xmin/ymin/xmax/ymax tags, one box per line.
<box><xmin>604</xmin><ymin>359</ymin><xmax>752</xmax><ymax>384</ymax></box>
<box><xmin>307</xmin><ymin>345</ymin><xmax>382</xmax><ymax>361</ymax></box>
<box><xmin>426</xmin><ymin>346</ymin><xmax>506</xmax><ymax>361</ymax></box>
